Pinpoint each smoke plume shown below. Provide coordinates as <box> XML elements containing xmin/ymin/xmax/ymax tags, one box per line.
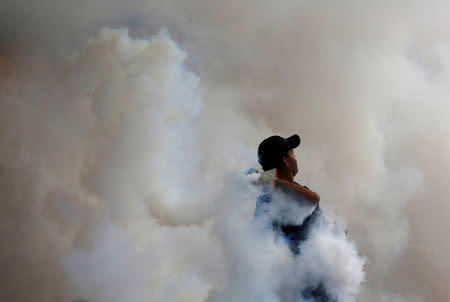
<box><xmin>1</xmin><ymin>0</ymin><xmax>449</xmax><ymax>301</ymax></box>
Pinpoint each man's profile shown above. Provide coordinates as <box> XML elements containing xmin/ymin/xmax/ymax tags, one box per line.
<box><xmin>254</xmin><ymin>134</ymin><xmax>335</xmax><ymax>302</ymax></box>
<box><xmin>255</xmin><ymin>134</ymin><xmax>322</xmax><ymax>253</ymax></box>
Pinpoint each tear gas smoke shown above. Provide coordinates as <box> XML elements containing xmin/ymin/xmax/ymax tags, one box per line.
<box><xmin>1</xmin><ymin>1</ymin><xmax>449</xmax><ymax>302</ymax></box>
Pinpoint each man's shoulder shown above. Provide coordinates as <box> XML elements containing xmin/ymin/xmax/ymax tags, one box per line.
<box><xmin>293</xmin><ymin>181</ymin><xmax>308</xmax><ymax>190</ymax></box>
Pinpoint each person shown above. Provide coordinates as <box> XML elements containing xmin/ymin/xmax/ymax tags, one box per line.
<box><xmin>254</xmin><ymin>134</ymin><xmax>335</xmax><ymax>302</ymax></box>
<box><xmin>255</xmin><ymin>134</ymin><xmax>321</xmax><ymax>253</ymax></box>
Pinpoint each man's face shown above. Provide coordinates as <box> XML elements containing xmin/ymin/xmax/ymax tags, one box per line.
<box><xmin>285</xmin><ymin>149</ymin><xmax>298</xmax><ymax>176</ymax></box>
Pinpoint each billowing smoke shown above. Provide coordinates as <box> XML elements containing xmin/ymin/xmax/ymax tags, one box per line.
<box><xmin>1</xmin><ymin>1</ymin><xmax>449</xmax><ymax>301</ymax></box>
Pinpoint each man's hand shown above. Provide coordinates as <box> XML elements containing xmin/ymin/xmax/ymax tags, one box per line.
<box><xmin>273</xmin><ymin>178</ymin><xmax>320</xmax><ymax>204</ymax></box>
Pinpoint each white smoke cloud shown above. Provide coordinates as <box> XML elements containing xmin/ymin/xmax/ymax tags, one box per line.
<box><xmin>1</xmin><ymin>1</ymin><xmax>450</xmax><ymax>302</ymax></box>
<box><xmin>0</xmin><ymin>28</ymin><xmax>365</xmax><ymax>302</ymax></box>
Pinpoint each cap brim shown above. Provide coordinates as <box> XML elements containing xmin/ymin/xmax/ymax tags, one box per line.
<box><xmin>285</xmin><ymin>134</ymin><xmax>300</xmax><ymax>149</ymax></box>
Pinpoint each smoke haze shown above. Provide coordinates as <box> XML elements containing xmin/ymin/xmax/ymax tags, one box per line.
<box><xmin>1</xmin><ymin>0</ymin><xmax>449</xmax><ymax>301</ymax></box>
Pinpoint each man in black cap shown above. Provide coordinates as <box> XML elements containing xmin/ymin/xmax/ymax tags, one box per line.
<box><xmin>255</xmin><ymin>134</ymin><xmax>321</xmax><ymax>253</ymax></box>
<box><xmin>255</xmin><ymin>134</ymin><xmax>334</xmax><ymax>302</ymax></box>
<box><xmin>257</xmin><ymin>134</ymin><xmax>320</xmax><ymax>204</ymax></box>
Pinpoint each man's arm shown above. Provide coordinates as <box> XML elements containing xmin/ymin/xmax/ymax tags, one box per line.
<box><xmin>273</xmin><ymin>178</ymin><xmax>320</xmax><ymax>204</ymax></box>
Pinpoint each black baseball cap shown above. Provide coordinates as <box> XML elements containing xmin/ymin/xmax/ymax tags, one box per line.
<box><xmin>257</xmin><ymin>134</ymin><xmax>300</xmax><ymax>171</ymax></box>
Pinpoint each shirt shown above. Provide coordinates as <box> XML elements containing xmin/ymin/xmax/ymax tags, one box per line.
<box><xmin>255</xmin><ymin>182</ymin><xmax>322</xmax><ymax>255</ymax></box>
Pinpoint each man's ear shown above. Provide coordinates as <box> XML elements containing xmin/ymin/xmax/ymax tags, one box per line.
<box><xmin>283</xmin><ymin>156</ymin><xmax>289</xmax><ymax>167</ymax></box>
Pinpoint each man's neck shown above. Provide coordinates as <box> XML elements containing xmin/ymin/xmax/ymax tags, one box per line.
<box><xmin>275</xmin><ymin>167</ymin><xmax>294</xmax><ymax>183</ymax></box>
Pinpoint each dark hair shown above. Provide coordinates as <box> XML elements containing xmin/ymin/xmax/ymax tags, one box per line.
<box><xmin>275</xmin><ymin>150</ymin><xmax>289</xmax><ymax>170</ymax></box>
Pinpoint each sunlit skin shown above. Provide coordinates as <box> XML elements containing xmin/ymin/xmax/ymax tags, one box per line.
<box><xmin>274</xmin><ymin>149</ymin><xmax>320</xmax><ymax>204</ymax></box>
